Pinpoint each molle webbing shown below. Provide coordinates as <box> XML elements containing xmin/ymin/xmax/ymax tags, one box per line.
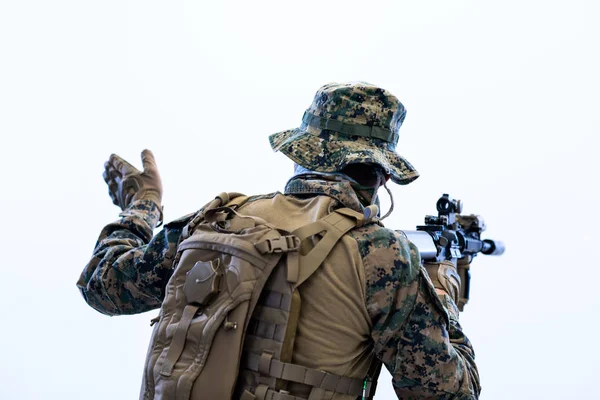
<box><xmin>246</xmin><ymin>290</ymin><xmax>294</xmax><ymax>342</ymax></box>
<box><xmin>247</xmin><ymin>319</ymin><xmax>286</xmax><ymax>343</ymax></box>
<box><xmin>259</xmin><ymin>290</ymin><xmax>293</xmax><ymax>310</ymax></box>
<box><xmin>243</xmin><ymin>353</ymin><xmax>367</xmax><ymax>398</ymax></box>
<box><xmin>240</xmin><ymin>388</ymin><xmax>307</xmax><ymax>400</ymax></box>
<box><xmin>240</xmin><ymin>206</ymin><xmax>377</xmax><ymax>400</ymax></box>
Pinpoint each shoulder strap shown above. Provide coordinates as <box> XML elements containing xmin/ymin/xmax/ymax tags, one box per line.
<box><xmin>226</xmin><ymin>193</ymin><xmax>250</xmax><ymax>209</ymax></box>
<box><xmin>288</xmin><ymin>205</ymin><xmax>378</xmax><ymax>289</ymax></box>
<box><xmin>181</xmin><ymin>192</ymin><xmax>249</xmax><ymax>240</ymax></box>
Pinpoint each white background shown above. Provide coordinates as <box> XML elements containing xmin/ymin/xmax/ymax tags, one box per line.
<box><xmin>1</xmin><ymin>1</ymin><xmax>598</xmax><ymax>399</ymax></box>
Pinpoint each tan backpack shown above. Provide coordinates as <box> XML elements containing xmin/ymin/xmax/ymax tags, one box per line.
<box><xmin>140</xmin><ymin>192</ymin><xmax>380</xmax><ymax>400</ymax></box>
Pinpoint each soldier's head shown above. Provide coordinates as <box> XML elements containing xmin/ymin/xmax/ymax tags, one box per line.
<box><xmin>269</xmin><ymin>82</ymin><xmax>419</xmax><ymax>191</ymax></box>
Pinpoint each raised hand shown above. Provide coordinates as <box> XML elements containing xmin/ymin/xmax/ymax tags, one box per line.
<box><xmin>103</xmin><ymin>149</ymin><xmax>163</xmax><ymax>210</ymax></box>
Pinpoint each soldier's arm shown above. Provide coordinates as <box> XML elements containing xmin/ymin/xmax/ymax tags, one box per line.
<box><xmin>76</xmin><ymin>199</ymin><xmax>190</xmax><ymax>316</ymax></box>
<box><xmin>352</xmin><ymin>226</ymin><xmax>481</xmax><ymax>399</ymax></box>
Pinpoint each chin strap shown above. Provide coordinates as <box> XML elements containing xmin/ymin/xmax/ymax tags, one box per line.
<box><xmin>379</xmin><ymin>182</ymin><xmax>394</xmax><ymax>221</ymax></box>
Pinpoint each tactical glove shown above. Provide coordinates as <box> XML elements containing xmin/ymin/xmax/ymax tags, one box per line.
<box><xmin>103</xmin><ymin>149</ymin><xmax>163</xmax><ymax>210</ymax></box>
<box><xmin>455</xmin><ymin>256</ymin><xmax>472</xmax><ymax>311</ymax></box>
<box><xmin>424</xmin><ymin>256</ymin><xmax>473</xmax><ymax>315</ymax></box>
<box><xmin>424</xmin><ymin>260</ymin><xmax>461</xmax><ymax>305</ymax></box>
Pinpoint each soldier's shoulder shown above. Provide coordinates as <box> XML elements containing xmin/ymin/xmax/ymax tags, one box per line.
<box><xmin>348</xmin><ymin>222</ymin><xmax>411</xmax><ymax>258</ymax></box>
<box><xmin>348</xmin><ymin>222</ymin><xmax>420</xmax><ymax>285</ymax></box>
<box><xmin>164</xmin><ymin>192</ymin><xmax>279</xmax><ymax>229</ymax></box>
<box><xmin>164</xmin><ymin>212</ymin><xmax>195</xmax><ymax>229</ymax></box>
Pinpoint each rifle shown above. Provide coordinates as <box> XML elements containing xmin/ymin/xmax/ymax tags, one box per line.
<box><xmin>397</xmin><ymin>194</ymin><xmax>505</xmax><ymax>311</ymax></box>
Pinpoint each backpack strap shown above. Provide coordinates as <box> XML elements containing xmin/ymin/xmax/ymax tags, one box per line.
<box><xmin>159</xmin><ymin>303</ymin><xmax>200</xmax><ymax>377</ymax></box>
<box><xmin>242</xmin><ymin>354</ymin><xmax>366</xmax><ymax>398</ymax></box>
<box><xmin>181</xmin><ymin>192</ymin><xmax>249</xmax><ymax>240</ymax></box>
<box><xmin>288</xmin><ymin>205</ymin><xmax>378</xmax><ymax>288</ymax></box>
<box><xmin>227</xmin><ymin>193</ymin><xmax>250</xmax><ymax>209</ymax></box>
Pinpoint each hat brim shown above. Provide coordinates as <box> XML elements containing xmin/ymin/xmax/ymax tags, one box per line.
<box><xmin>269</xmin><ymin>126</ymin><xmax>419</xmax><ymax>185</ymax></box>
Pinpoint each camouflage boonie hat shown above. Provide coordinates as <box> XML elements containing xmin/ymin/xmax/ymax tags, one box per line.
<box><xmin>269</xmin><ymin>82</ymin><xmax>419</xmax><ymax>185</ymax></box>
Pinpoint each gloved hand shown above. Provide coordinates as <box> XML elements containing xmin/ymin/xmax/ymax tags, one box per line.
<box><xmin>424</xmin><ymin>260</ymin><xmax>461</xmax><ymax>306</ymax></box>
<box><xmin>103</xmin><ymin>149</ymin><xmax>163</xmax><ymax>210</ymax></box>
<box><xmin>424</xmin><ymin>256</ymin><xmax>473</xmax><ymax>314</ymax></box>
<box><xmin>455</xmin><ymin>256</ymin><xmax>472</xmax><ymax>311</ymax></box>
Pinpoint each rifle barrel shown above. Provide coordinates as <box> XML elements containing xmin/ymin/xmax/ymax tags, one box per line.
<box><xmin>482</xmin><ymin>239</ymin><xmax>505</xmax><ymax>256</ymax></box>
<box><xmin>399</xmin><ymin>230</ymin><xmax>438</xmax><ymax>261</ymax></box>
<box><xmin>399</xmin><ymin>230</ymin><xmax>505</xmax><ymax>261</ymax></box>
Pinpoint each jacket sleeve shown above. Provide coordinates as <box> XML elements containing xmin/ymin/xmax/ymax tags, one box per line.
<box><xmin>76</xmin><ymin>199</ymin><xmax>190</xmax><ymax>316</ymax></box>
<box><xmin>351</xmin><ymin>226</ymin><xmax>481</xmax><ymax>399</ymax></box>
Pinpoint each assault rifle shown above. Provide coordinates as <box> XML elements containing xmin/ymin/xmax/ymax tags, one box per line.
<box><xmin>398</xmin><ymin>194</ymin><xmax>504</xmax><ymax>311</ymax></box>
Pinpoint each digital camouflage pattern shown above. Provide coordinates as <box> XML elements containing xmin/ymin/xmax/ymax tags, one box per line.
<box><xmin>285</xmin><ymin>177</ymin><xmax>363</xmax><ymax>212</ymax></box>
<box><xmin>77</xmin><ymin>178</ymin><xmax>480</xmax><ymax>399</ymax></box>
<box><xmin>77</xmin><ymin>199</ymin><xmax>190</xmax><ymax>315</ymax></box>
<box><xmin>269</xmin><ymin>82</ymin><xmax>420</xmax><ymax>185</ymax></box>
<box><xmin>349</xmin><ymin>223</ymin><xmax>480</xmax><ymax>398</ymax></box>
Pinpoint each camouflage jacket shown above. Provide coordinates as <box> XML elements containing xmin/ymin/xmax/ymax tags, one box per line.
<box><xmin>77</xmin><ymin>178</ymin><xmax>481</xmax><ymax>399</ymax></box>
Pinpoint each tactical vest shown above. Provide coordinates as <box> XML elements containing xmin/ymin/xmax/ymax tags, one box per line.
<box><xmin>141</xmin><ymin>192</ymin><xmax>381</xmax><ymax>400</ymax></box>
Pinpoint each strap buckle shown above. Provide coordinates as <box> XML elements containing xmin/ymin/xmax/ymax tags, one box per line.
<box><xmin>267</xmin><ymin>236</ymin><xmax>301</xmax><ymax>253</ymax></box>
<box><xmin>259</xmin><ymin>236</ymin><xmax>301</xmax><ymax>254</ymax></box>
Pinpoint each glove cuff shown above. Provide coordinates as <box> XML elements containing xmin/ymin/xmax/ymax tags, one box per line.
<box><xmin>138</xmin><ymin>190</ymin><xmax>161</xmax><ymax>206</ymax></box>
<box><xmin>139</xmin><ymin>191</ymin><xmax>163</xmax><ymax>227</ymax></box>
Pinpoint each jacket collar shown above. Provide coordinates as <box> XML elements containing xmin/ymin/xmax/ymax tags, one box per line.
<box><xmin>284</xmin><ymin>177</ymin><xmax>364</xmax><ymax>213</ymax></box>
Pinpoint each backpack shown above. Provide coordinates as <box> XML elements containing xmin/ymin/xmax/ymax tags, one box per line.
<box><xmin>140</xmin><ymin>192</ymin><xmax>381</xmax><ymax>400</ymax></box>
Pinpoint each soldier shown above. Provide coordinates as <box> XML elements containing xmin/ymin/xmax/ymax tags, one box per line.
<box><xmin>78</xmin><ymin>82</ymin><xmax>481</xmax><ymax>399</ymax></box>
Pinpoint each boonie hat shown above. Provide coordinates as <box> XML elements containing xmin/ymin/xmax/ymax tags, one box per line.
<box><xmin>269</xmin><ymin>82</ymin><xmax>419</xmax><ymax>185</ymax></box>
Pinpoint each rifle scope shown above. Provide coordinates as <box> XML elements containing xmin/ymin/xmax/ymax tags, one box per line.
<box><xmin>397</xmin><ymin>194</ymin><xmax>505</xmax><ymax>262</ymax></box>
<box><xmin>396</xmin><ymin>194</ymin><xmax>505</xmax><ymax>311</ymax></box>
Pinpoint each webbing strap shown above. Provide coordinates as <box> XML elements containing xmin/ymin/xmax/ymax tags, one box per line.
<box><xmin>307</xmin><ymin>388</ymin><xmax>325</xmax><ymax>400</ymax></box>
<box><xmin>255</xmin><ymin>235</ymin><xmax>301</xmax><ymax>284</ymax></box>
<box><xmin>336</xmin><ymin>205</ymin><xmax>378</xmax><ymax>227</ymax></box>
<box><xmin>302</xmin><ymin>111</ymin><xmax>395</xmax><ymax>143</ymax></box>
<box><xmin>227</xmin><ymin>194</ymin><xmax>250</xmax><ymax>209</ymax></box>
<box><xmin>245</xmin><ymin>353</ymin><xmax>365</xmax><ymax>397</ymax></box>
<box><xmin>243</xmin><ymin>387</ymin><xmax>308</xmax><ymax>400</ymax></box>
<box><xmin>265</xmin><ymin>389</ymin><xmax>307</xmax><ymax>400</ymax></box>
<box><xmin>181</xmin><ymin>192</ymin><xmax>248</xmax><ymax>239</ymax></box>
<box><xmin>247</xmin><ymin>319</ymin><xmax>285</xmax><ymax>342</ymax></box>
<box><xmin>290</xmin><ymin>209</ymin><xmax>358</xmax><ymax>289</ymax></box>
<box><xmin>159</xmin><ymin>304</ymin><xmax>199</xmax><ymax>377</ymax></box>
<box><xmin>241</xmin><ymin>390</ymin><xmax>256</xmax><ymax>400</ymax></box>
<box><xmin>280</xmin><ymin>290</ymin><xmax>301</xmax><ymax>363</ymax></box>
<box><xmin>260</xmin><ymin>290</ymin><xmax>292</xmax><ymax>310</ymax></box>
<box><xmin>255</xmin><ymin>235</ymin><xmax>301</xmax><ymax>254</ymax></box>
<box><xmin>255</xmin><ymin>384</ymin><xmax>269</xmax><ymax>400</ymax></box>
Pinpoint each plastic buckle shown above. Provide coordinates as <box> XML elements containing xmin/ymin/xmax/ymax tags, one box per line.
<box><xmin>285</xmin><ymin>236</ymin><xmax>300</xmax><ymax>251</ymax></box>
<box><xmin>265</xmin><ymin>236</ymin><xmax>300</xmax><ymax>253</ymax></box>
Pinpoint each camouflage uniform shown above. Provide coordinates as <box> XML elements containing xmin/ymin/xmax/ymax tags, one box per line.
<box><xmin>78</xmin><ymin>180</ymin><xmax>480</xmax><ymax>399</ymax></box>
<box><xmin>78</xmin><ymin>82</ymin><xmax>481</xmax><ymax>399</ymax></box>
